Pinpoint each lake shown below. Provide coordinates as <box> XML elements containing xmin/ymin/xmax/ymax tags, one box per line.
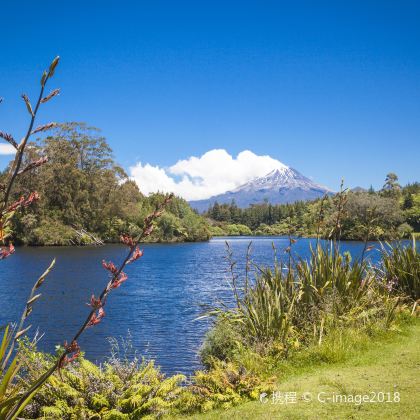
<box><xmin>0</xmin><ymin>236</ymin><xmax>384</xmax><ymax>376</ymax></box>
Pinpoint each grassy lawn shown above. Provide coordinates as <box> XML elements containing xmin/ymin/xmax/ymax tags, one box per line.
<box><xmin>176</xmin><ymin>319</ymin><xmax>420</xmax><ymax>419</ymax></box>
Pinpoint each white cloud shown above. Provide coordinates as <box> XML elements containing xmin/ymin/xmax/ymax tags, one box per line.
<box><xmin>0</xmin><ymin>144</ymin><xmax>15</xmax><ymax>155</ymax></box>
<box><xmin>130</xmin><ymin>149</ymin><xmax>288</xmax><ymax>201</ymax></box>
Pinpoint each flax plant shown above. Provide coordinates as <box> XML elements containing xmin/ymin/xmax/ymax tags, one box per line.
<box><xmin>0</xmin><ymin>261</ymin><xmax>55</xmax><ymax>418</ymax></box>
<box><xmin>378</xmin><ymin>238</ymin><xmax>419</xmax><ymax>302</ymax></box>
<box><xmin>201</xmin><ymin>181</ymin><xmax>402</xmax><ymax>364</ymax></box>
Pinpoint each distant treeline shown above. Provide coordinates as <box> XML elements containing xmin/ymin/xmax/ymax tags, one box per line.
<box><xmin>2</xmin><ymin>123</ymin><xmax>211</xmax><ymax>245</ymax></box>
<box><xmin>205</xmin><ymin>177</ymin><xmax>420</xmax><ymax>240</ymax></box>
<box><xmin>2</xmin><ymin>122</ymin><xmax>418</xmax><ymax>245</ymax></box>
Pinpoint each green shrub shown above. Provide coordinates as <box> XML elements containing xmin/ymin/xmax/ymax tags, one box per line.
<box><xmin>208</xmin><ymin>225</ymin><xmax>226</xmax><ymax>236</ymax></box>
<box><xmin>226</xmin><ymin>224</ymin><xmax>252</xmax><ymax>236</ymax></box>
<box><xmin>254</xmin><ymin>222</ymin><xmax>291</xmax><ymax>236</ymax></box>
<box><xmin>179</xmin><ymin>360</ymin><xmax>275</xmax><ymax>413</ymax></box>
<box><xmin>200</xmin><ymin>316</ymin><xmax>242</xmax><ymax>367</ymax></box>
<box><xmin>22</xmin><ymin>352</ymin><xmax>186</xmax><ymax>419</ymax></box>
<box><xmin>30</xmin><ymin>218</ymin><xmax>75</xmax><ymax>245</ymax></box>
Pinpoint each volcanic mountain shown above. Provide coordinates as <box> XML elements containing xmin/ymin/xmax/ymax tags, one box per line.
<box><xmin>189</xmin><ymin>167</ymin><xmax>332</xmax><ymax>212</ymax></box>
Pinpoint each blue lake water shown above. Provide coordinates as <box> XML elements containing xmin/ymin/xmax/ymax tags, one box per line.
<box><xmin>0</xmin><ymin>236</ymin><xmax>385</xmax><ymax>375</ymax></box>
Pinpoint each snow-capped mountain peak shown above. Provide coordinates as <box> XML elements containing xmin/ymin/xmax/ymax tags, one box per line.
<box><xmin>190</xmin><ymin>165</ymin><xmax>332</xmax><ymax>212</ymax></box>
<box><xmin>234</xmin><ymin>167</ymin><xmax>330</xmax><ymax>192</ymax></box>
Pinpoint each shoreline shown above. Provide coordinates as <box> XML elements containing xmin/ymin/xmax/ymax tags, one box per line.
<box><xmin>10</xmin><ymin>234</ymin><xmax>417</xmax><ymax>248</ymax></box>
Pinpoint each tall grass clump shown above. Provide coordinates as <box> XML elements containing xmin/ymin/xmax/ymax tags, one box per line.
<box><xmin>202</xmin><ymin>242</ymin><xmax>388</xmax><ymax>362</ymax></box>
<box><xmin>201</xmin><ymin>240</ymin><xmax>409</xmax><ymax>377</ymax></box>
<box><xmin>201</xmin><ymin>187</ymin><xmax>416</xmax><ymax>377</ymax></box>
<box><xmin>379</xmin><ymin>238</ymin><xmax>419</xmax><ymax>302</ymax></box>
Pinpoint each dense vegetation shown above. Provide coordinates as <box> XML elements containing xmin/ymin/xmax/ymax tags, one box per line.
<box><xmin>2</xmin><ymin>123</ymin><xmax>210</xmax><ymax>245</ymax></box>
<box><xmin>20</xmin><ymin>345</ymin><xmax>269</xmax><ymax>419</ymax></box>
<box><xmin>205</xmin><ymin>176</ymin><xmax>420</xmax><ymax>240</ymax></box>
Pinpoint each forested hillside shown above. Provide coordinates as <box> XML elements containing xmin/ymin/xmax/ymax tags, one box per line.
<box><xmin>1</xmin><ymin>123</ymin><xmax>211</xmax><ymax>245</ymax></box>
<box><xmin>205</xmin><ymin>176</ymin><xmax>420</xmax><ymax>240</ymax></box>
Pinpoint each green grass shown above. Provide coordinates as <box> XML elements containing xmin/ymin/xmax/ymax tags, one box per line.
<box><xmin>174</xmin><ymin>318</ymin><xmax>420</xmax><ymax>419</ymax></box>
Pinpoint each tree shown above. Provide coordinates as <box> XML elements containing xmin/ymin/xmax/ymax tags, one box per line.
<box><xmin>340</xmin><ymin>193</ymin><xmax>403</xmax><ymax>240</ymax></box>
<box><xmin>382</xmin><ymin>172</ymin><xmax>401</xmax><ymax>196</ymax></box>
<box><xmin>5</xmin><ymin>123</ymin><xmax>210</xmax><ymax>244</ymax></box>
<box><xmin>402</xmin><ymin>193</ymin><xmax>414</xmax><ymax>210</ymax></box>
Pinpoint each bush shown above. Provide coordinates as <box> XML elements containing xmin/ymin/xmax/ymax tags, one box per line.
<box><xmin>226</xmin><ymin>224</ymin><xmax>252</xmax><ymax>236</ymax></box>
<box><xmin>200</xmin><ymin>316</ymin><xmax>242</xmax><ymax>367</ymax></box>
<box><xmin>397</xmin><ymin>222</ymin><xmax>414</xmax><ymax>238</ymax></box>
<box><xmin>254</xmin><ymin>222</ymin><xmax>290</xmax><ymax>236</ymax></box>
<box><xmin>183</xmin><ymin>360</ymin><xmax>275</xmax><ymax>412</ymax></box>
<box><xmin>17</xmin><ymin>217</ymin><xmax>102</xmax><ymax>246</ymax></box>
<box><xmin>208</xmin><ymin>225</ymin><xmax>226</xmax><ymax>236</ymax></box>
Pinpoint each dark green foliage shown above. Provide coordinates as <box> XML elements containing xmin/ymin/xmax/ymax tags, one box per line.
<box><xmin>338</xmin><ymin>193</ymin><xmax>403</xmax><ymax>240</ymax></box>
<box><xmin>137</xmin><ymin>193</ymin><xmax>211</xmax><ymax>243</ymax></box>
<box><xmin>402</xmin><ymin>183</ymin><xmax>420</xmax><ymax>231</ymax></box>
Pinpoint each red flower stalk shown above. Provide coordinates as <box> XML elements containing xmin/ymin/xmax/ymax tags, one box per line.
<box><xmin>31</xmin><ymin>122</ymin><xmax>56</xmax><ymax>135</ymax></box>
<box><xmin>0</xmin><ymin>131</ymin><xmax>18</xmax><ymax>149</ymax></box>
<box><xmin>18</xmin><ymin>156</ymin><xmax>49</xmax><ymax>175</ymax></box>
<box><xmin>143</xmin><ymin>224</ymin><xmax>154</xmax><ymax>237</ymax></box>
<box><xmin>102</xmin><ymin>260</ymin><xmax>118</xmax><ymax>274</ymax></box>
<box><xmin>25</xmin><ymin>192</ymin><xmax>40</xmax><ymax>206</ymax></box>
<box><xmin>7</xmin><ymin>192</ymin><xmax>40</xmax><ymax>212</ymax></box>
<box><xmin>58</xmin><ymin>340</ymin><xmax>80</xmax><ymax>369</ymax></box>
<box><xmin>7</xmin><ymin>197</ymin><xmax>25</xmax><ymax>212</ymax></box>
<box><xmin>0</xmin><ymin>243</ymin><xmax>15</xmax><ymax>260</ymax></box>
<box><xmin>128</xmin><ymin>247</ymin><xmax>143</xmax><ymax>263</ymax></box>
<box><xmin>40</xmin><ymin>88</ymin><xmax>60</xmax><ymax>103</ymax></box>
<box><xmin>111</xmin><ymin>272</ymin><xmax>128</xmax><ymax>289</ymax></box>
<box><xmin>120</xmin><ymin>234</ymin><xmax>135</xmax><ymax>248</ymax></box>
<box><xmin>87</xmin><ymin>307</ymin><xmax>105</xmax><ymax>327</ymax></box>
<box><xmin>88</xmin><ymin>294</ymin><xmax>102</xmax><ymax>309</ymax></box>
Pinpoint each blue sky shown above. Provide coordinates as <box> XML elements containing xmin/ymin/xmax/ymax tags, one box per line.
<box><xmin>1</xmin><ymin>1</ymin><xmax>419</xmax><ymax>195</ymax></box>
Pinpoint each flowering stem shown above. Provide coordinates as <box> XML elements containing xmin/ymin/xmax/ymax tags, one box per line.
<box><xmin>1</xmin><ymin>76</ymin><xmax>49</xmax><ymax>216</ymax></box>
